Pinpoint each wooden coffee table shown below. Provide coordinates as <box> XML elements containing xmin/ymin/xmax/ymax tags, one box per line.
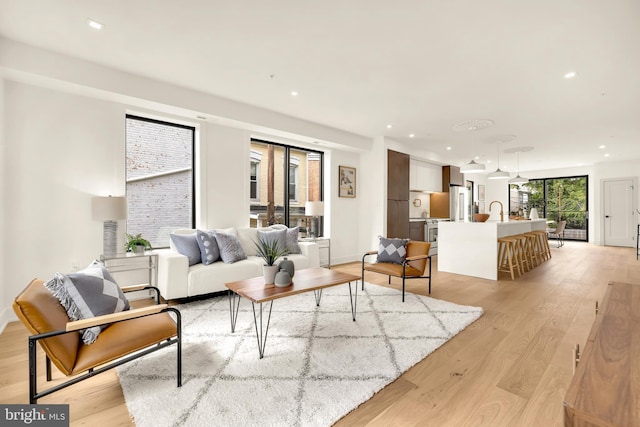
<box><xmin>226</xmin><ymin>267</ymin><xmax>361</xmax><ymax>358</ymax></box>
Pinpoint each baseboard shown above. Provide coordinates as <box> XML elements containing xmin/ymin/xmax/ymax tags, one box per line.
<box><xmin>0</xmin><ymin>306</ymin><xmax>17</xmax><ymax>335</ymax></box>
<box><xmin>331</xmin><ymin>255</ymin><xmax>361</xmax><ymax>267</ymax></box>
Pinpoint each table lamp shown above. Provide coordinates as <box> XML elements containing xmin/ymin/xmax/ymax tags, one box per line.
<box><xmin>305</xmin><ymin>201</ymin><xmax>324</xmax><ymax>238</ymax></box>
<box><xmin>92</xmin><ymin>196</ymin><xmax>128</xmax><ymax>256</ymax></box>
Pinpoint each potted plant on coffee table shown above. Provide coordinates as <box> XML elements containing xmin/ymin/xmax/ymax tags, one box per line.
<box><xmin>124</xmin><ymin>233</ymin><xmax>152</xmax><ymax>254</ymax></box>
<box><xmin>255</xmin><ymin>237</ymin><xmax>288</xmax><ymax>285</ymax></box>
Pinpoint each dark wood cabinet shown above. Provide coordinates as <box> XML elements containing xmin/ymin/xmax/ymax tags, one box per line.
<box><xmin>387</xmin><ymin>200</ymin><xmax>409</xmax><ymax>238</ymax></box>
<box><xmin>409</xmin><ymin>221</ymin><xmax>425</xmax><ymax>241</ymax></box>
<box><xmin>442</xmin><ymin>165</ymin><xmax>463</xmax><ymax>190</ymax></box>
<box><xmin>387</xmin><ymin>150</ymin><xmax>410</xmax><ymax>238</ymax></box>
<box><xmin>387</xmin><ymin>150</ymin><xmax>410</xmax><ymax>201</ymax></box>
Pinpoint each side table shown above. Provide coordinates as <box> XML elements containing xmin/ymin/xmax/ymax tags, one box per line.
<box><xmin>300</xmin><ymin>237</ymin><xmax>330</xmax><ymax>268</ymax></box>
<box><xmin>100</xmin><ymin>252</ymin><xmax>158</xmax><ymax>298</ymax></box>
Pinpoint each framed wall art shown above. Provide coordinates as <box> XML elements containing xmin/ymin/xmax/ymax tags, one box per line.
<box><xmin>339</xmin><ymin>166</ymin><xmax>356</xmax><ymax>198</ymax></box>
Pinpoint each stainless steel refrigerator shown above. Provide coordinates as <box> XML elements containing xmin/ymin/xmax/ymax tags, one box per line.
<box><xmin>449</xmin><ymin>186</ymin><xmax>471</xmax><ymax>222</ymax></box>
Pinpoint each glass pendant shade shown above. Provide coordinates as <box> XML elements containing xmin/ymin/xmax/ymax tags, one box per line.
<box><xmin>460</xmin><ymin>159</ymin><xmax>486</xmax><ymax>173</ymax></box>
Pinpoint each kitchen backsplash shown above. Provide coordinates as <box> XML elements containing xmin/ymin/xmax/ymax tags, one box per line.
<box><xmin>409</xmin><ymin>191</ymin><xmax>431</xmax><ymax>218</ymax></box>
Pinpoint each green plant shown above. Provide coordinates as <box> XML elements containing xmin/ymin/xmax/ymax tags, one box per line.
<box><xmin>124</xmin><ymin>233</ymin><xmax>152</xmax><ymax>252</ymax></box>
<box><xmin>254</xmin><ymin>237</ymin><xmax>288</xmax><ymax>266</ymax></box>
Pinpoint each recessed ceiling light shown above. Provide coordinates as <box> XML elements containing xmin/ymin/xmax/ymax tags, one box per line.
<box><xmin>446</xmin><ymin>146</ymin><xmax>452</xmax><ymax>151</ymax></box>
<box><xmin>386</xmin><ymin>124</ymin><xmax>393</xmax><ymax>129</ymax></box>
<box><xmin>604</xmin><ymin>153</ymin><xmax>610</xmax><ymax>157</ymax></box>
<box><xmin>409</xmin><ymin>134</ymin><xmax>415</xmax><ymax>138</ymax></box>
<box><xmin>290</xmin><ymin>91</ymin><xmax>299</xmax><ymax>96</ymax></box>
<box><xmin>87</xmin><ymin>19</ymin><xmax>104</xmax><ymax>30</ymax></box>
<box><xmin>564</xmin><ymin>71</ymin><xmax>577</xmax><ymax>79</ymax></box>
<box><xmin>599</xmin><ymin>145</ymin><xmax>606</xmax><ymax>149</ymax></box>
<box><xmin>474</xmin><ymin>156</ymin><xmax>480</xmax><ymax>160</ymax></box>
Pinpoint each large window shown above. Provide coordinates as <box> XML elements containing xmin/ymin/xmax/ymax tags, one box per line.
<box><xmin>509</xmin><ymin>175</ymin><xmax>588</xmax><ymax>241</ymax></box>
<box><xmin>125</xmin><ymin>115</ymin><xmax>195</xmax><ymax>248</ymax></box>
<box><xmin>249</xmin><ymin>139</ymin><xmax>323</xmax><ymax>237</ymax></box>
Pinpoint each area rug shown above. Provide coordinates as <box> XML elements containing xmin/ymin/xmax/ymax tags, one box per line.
<box><xmin>117</xmin><ymin>283</ymin><xmax>483</xmax><ymax>427</ymax></box>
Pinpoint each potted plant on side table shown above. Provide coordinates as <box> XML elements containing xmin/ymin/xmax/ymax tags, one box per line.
<box><xmin>124</xmin><ymin>233</ymin><xmax>152</xmax><ymax>254</ymax></box>
<box><xmin>255</xmin><ymin>237</ymin><xmax>288</xmax><ymax>285</ymax></box>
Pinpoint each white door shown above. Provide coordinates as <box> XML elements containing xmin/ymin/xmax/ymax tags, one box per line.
<box><xmin>603</xmin><ymin>178</ymin><xmax>635</xmax><ymax>247</ymax></box>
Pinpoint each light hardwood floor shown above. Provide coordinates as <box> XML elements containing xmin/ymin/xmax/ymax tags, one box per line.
<box><xmin>1</xmin><ymin>242</ymin><xmax>638</xmax><ymax>426</ymax></box>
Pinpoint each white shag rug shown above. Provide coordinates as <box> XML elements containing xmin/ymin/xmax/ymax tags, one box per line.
<box><xmin>117</xmin><ymin>283</ymin><xmax>483</xmax><ymax>427</ymax></box>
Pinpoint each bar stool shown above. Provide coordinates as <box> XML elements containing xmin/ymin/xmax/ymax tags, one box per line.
<box><xmin>511</xmin><ymin>234</ymin><xmax>531</xmax><ymax>273</ymax></box>
<box><xmin>524</xmin><ymin>232</ymin><xmax>542</xmax><ymax>267</ymax></box>
<box><xmin>532</xmin><ymin>230</ymin><xmax>552</xmax><ymax>262</ymax></box>
<box><xmin>498</xmin><ymin>237</ymin><xmax>521</xmax><ymax>280</ymax></box>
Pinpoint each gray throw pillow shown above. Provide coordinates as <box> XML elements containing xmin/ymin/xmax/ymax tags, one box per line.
<box><xmin>196</xmin><ymin>229</ymin><xmax>220</xmax><ymax>265</ymax></box>
<box><xmin>214</xmin><ymin>232</ymin><xmax>247</xmax><ymax>264</ymax></box>
<box><xmin>285</xmin><ymin>227</ymin><xmax>301</xmax><ymax>254</ymax></box>
<box><xmin>377</xmin><ymin>237</ymin><xmax>409</xmax><ymax>264</ymax></box>
<box><xmin>44</xmin><ymin>260</ymin><xmax>130</xmax><ymax>345</ymax></box>
<box><xmin>170</xmin><ymin>233</ymin><xmax>201</xmax><ymax>266</ymax></box>
<box><xmin>257</xmin><ymin>228</ymin><xmax>288</xmax><ymax>254</ymax></box>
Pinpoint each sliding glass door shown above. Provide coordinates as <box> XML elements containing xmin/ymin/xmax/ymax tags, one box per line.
<box><xmin>509</xmin><ymin>175</ymin><xmax>588</xmax><ymax>241</ymax></box>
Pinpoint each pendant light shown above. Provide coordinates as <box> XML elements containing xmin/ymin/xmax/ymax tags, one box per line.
<box><xmin>454</xmin><ymin>119</ymin><xmax>492</xmax><ymax>173</ymax></box>
<box><xmin>487</xmin><ymin>140</ymin><xmax>509</xmax><ymax>179</ymax></box>
<box><xmin>508</xmin><ymin>150</ymin><xmax>529</xmax><ymax>184</ymax></box>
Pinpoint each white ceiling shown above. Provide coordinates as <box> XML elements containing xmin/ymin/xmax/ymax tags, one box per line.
<box><xmin>1</xmin><ymin>0</ymin><xmax>639</xmax><ymax>172</ymax></box>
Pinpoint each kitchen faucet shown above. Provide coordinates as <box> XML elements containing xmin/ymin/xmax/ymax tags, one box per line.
<box><xmin>489</xmin><ymin>200</ymin><xmax>504</xmax><ymax>222</ymax></box>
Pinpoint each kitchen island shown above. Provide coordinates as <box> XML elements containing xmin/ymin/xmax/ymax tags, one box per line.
<box><xmin>438</xmin><ymin>219</ymin><xmax>547</xmax><ymax>280</ymax></box>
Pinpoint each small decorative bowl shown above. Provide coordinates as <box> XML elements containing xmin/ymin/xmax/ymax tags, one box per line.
<box><xmin>473</xmin><ymin>213</ymin><xmax>490</xmax><ymax>222</ymax></box>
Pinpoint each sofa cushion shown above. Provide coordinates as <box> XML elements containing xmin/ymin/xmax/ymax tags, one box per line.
<box><xmin>285</xmin><ymin>227</ymin><xmax>301</xmax><ymax>254</ymax></box>
<box><xmin>268</xmin><ymin>224</ymin><xmax>301</xmax><ymax>254</ymax></box>
<box><xmin>236</xmin><ymin>227</ymin><xmax>259</xmax><ymax>256</ymax></box>
<box><xmin>257</xmin><ymin>228</ymin><xmax>288</xmax><ymax>254</ymax></box>
<box><xmin>44</xmin><ymin>261</ymin><xmax>130</xmax><ymax>345</ymax></box>
<box><xmin>377</xmin><ymin>237</ymin><xmax>409</xmax><ymax>265</ymax></box>
<box><xmin>214</xmin><ymin>232</ymin><xmax>247</xmax><ymax>264</ymax></box>
<box><xmin>170</xmin><ymin>233</ymin><xmax>201</xmax><ymax>266</ymax></box>
<box><xmin>196</xmin><ymin>230</ymin><xmax>220</xmax><ymax>265</ymax></box>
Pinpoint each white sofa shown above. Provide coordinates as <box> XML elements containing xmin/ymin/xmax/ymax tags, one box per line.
<box><xmin>155</xmin><ymin>226</ymin><xmax>320</xmax><ymax>299</ymax></box>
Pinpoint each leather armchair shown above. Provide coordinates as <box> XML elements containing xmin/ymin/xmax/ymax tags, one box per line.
<box><xmin>362</xmin><ymin>241</ymin><xmax>432</xmax><ymax>302</ymax></box>
<box><xmin>12</xmin><ymin>279</ymin><xmax>182</xmax><ymax>403</ymax></box>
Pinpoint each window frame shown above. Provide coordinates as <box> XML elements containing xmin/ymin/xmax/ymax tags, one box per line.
<box><xmin>250</xmin><ymin>138</ymin><xmax>324</xmax><ymax>229</ymax></box>
<box><xmin>125</xmin><ymin>114</ymin><xmax>196</xmax><ymax>248</ymax></box>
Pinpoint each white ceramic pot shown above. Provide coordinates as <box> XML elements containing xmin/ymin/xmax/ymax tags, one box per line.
<box><xmin>262</xmin><ymin>265</ymin><xmax>279</xmax><ymax>285</ymax></box>
<box><xmin>529</xmin><ymin>207</ymin><xmax>539</xmax><ymax>219</ymax></box>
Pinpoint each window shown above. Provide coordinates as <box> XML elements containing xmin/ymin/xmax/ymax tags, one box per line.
<box><xmin>289</xmin><ymin>157</ymin><xmax>299</xmax><ymax>202</ymax></box>
<box><xmin>250</xmin><ymin>150</ymin><xmax>261</xmax><ymax>202</ymax></box>
<box><xmin>249</xmin><ymin>140</ymin><xmax>323</xmax><ymax>237</ymax></box>
<box><xmin>125</xmin><ymin>115</ymin><xmax>195</xmax><ymax>248</ymax></box>
<box><xmin>509</xmin><ymin>175</ymin><xmax>588</xmax><ymax>241</ymax></box>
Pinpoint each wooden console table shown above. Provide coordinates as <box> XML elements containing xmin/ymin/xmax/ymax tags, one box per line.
<box><xmin>563</xmin><ymin>281</ymin><xmax>640</xmax><ymax>426</ymax></box>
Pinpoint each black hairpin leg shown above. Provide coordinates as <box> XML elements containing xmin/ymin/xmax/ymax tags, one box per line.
<box><xmin>314</xmin><ymin>289</ymin><xmax>323</xmax><ymax>306</ymax></box>
<box><xmin>348</xmin><ymin>281</ymin><xmax>358</xmax><ymax>321</ymax></box>
<box><xmin>228</xmin><ymin>290</ymin><xmax>241</xmax><ymax>333</ymax></box>
<box><xmin>251</xmin><ymin>301</ymin><xmax>274</xmax><ymax>359</ymax></box>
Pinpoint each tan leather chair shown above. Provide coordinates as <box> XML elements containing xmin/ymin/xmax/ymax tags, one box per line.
<box><xmin>547</xmin><ymin>220</ymin><xmax>567</xmax><ymax>247</ymax></box>
<box><xmin>13</xmin><ymin>279</ymin><xmax>182</xmax><ymax>403</ymax></box>
<box><xmin>362</xmin><ymin>241</ymin><xmax>432</xmax><ymax>302</ymax></box>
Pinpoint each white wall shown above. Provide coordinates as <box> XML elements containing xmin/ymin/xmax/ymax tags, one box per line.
<box><xmin>4</xmin><ymin>82</ymin><xmax>125</xmax><ymax>307</ymax></box>
<box><xmin>0</xmin><ymin>81</ymin><xmax>372</xmax><ymax>329</ymax></box>
<box><xmin>0</xmin><ymin>77</ymin><xmax>7</xmax><ymax>330</ymax></box>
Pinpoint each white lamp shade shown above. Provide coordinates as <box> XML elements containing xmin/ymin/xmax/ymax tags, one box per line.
<box><xmin>460</xmin><ymin>160</ymin><xmax>486</xmax><ymax>173</ymax></box>
<box><xmin>92</xmin><ymin>196</ymin><xmax>128</xmax><ymax>220</ymax></box>
<box><xmin>487</xmin><ymin>168</ymin><xmax>510</xmax><ymax>180</ymax></box>
<box><xmin>305</xmin><ymin>201</ymin><xmax>324</xmax><ymax>217</ymax></box>
<box><xmin>509</xmin><ymin>174</ymin><xmax>529</xmax><ymax>184</ymax></box>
